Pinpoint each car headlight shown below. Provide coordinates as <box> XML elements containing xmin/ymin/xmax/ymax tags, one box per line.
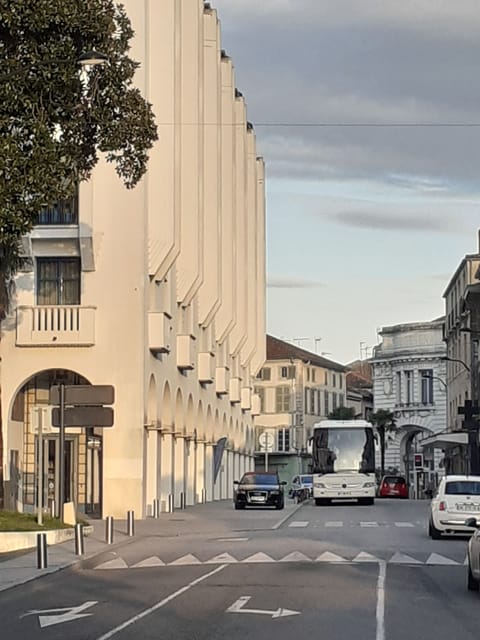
<box><xmin>314</xmin><ymin>482</ymin><xmax>326</xmax><ymax>488</ymax></box>
<box><xmin>363</xmin><ymin>482</ymin><xmax>375</xmax><ymax>488</ymax></box>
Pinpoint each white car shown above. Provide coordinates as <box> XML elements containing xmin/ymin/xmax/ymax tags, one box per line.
<box><xmin>466</xmin><ymin>517</ymin><xmax>480</xmax><ymax>591</ymax></box>
<box><xmin>429</xmin><ymin>475</ymin><xmax>480</xmax><ymax>539</ymax></box>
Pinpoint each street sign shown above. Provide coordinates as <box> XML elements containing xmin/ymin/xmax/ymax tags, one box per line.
<box><xmin>258</xmin><ymin>431</ymin><xmax>274</xmax><ymax>452</ymax></box>
<box><xmin>414</xmin><ymin>453</ymin><xmax>423</xmax><ymax>468</ymax></box>
<box><xmin>50</xmin><ymin>385</ymin><xmax>115</xmax><ymax>406</ymax></box>
<box><xmin>52</xmin><ymin>406</ymin><xmax>114</xmax><ymax>428</ymax></box>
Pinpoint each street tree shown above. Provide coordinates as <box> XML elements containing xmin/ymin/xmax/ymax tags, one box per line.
<box><xmin>370</xmin><ymin>408</ymin><xmax>397</xmax><ymax>476</ymax></box>
<box><xmin>0</xmin><ymin>0</ymin><xmax>158</xmax><ymax>508</ymax></box>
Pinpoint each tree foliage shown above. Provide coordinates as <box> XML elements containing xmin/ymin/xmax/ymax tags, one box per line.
<box><xmin>0</xmin><ymin>0</ymin><xmax>158</xmax><ymax>266</ymax></box>
<box><xmin>328</xmin><ymin>406</ymin><xmax>356</xmax><ymax>420</ymax></box>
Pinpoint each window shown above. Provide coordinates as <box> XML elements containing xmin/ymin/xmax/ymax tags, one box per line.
<box><xmin>333</xmin><ymin>374</ymin><xmax>336</xmax><ymax>387</ymax></box>
<box><xmin>276</xmin><ymin>386</ymin><xmax>291</xmax><ymax>412</ymax></box>
<box><xmin>324</xmin><ymin>371</ymin><xmax>328</xmax><ymax>385</ymax></box>
<box><xmin>317</xmin><ymin>390</ymin><xmax>322</xmax><ymax>415</ymax></box>
<box><xmin>36</xmin><ymin>193</ymin><xmax>78</xmax><ymax>225</ymax></box>
<box><xmin>339</xmin><ymin>375</ymin><xmax>343</xmax><ymax>389</ymax></box>
<box><xmin>404</xmin><ymin>371</ymin><xmax>413</xmax><ymax>405</ymax></box>
<box><xmin>396</xmin><ymin>371</ymin><xmax>402</xmax><ymax>404</ymax></box>
<box><xmin>257</xmin><ymin>367</ymin><xmax>271</xmax><ymax>381</ymax></box>
<box><xmin>254</xmin><ymin>387</ymin><xmax>265</xmax><ymax>413</ymax></box>
<box><xmin>420</xmin><ymin>370</ymin><xmax>434</xmax><ymax>404</ymax></box>
<box><xmin>305</xmin><ymin>388</ymin><xmax>309</xmax><ymax>412</ymax></box>
<box><xmin>312</xmin><ymin>369</ymin><xmax>316</xmax><ymax>382</ymax></box>
<box><xmin>36</xmin><ymin>258</ymin><xmax>81</xmax><ymax>305</ymax></box>
<box><xmin>332</xmin><ymin>392</ymin><xmax>337</xmax><ymax>410</ymax></box>
<box><xmin>339</xmin><ymin>394</ymin><xmax>344</xmax><ymax>407</ymax></box>
<box><xmin>280</xmin><ymin>365</ymin><xmax>295</xmax><ymax>379</ymax></box>
<box><xmin>307</xmin><ymin>368</ymin><xmax>310</xmax><ymax>382</ymax></box>
<box><xmin>277</xmin><ymin>428</ymin><xmax>291</xmax><ymax>452</ymax></box>
<box><xmin>310</xmin><ymin>389</ymin><xmax>315</xmax><ymax>414</ymax></box>
<box><xmin>324</xmin><ymin>390</ymin><xmax>329</xmax><ymax>415</ymax></box>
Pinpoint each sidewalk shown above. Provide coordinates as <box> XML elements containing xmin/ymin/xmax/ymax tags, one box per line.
<box><xmin>0</xmin><ymin>499</ymin><xmax>303</xmax><ymax>593</ymax></box>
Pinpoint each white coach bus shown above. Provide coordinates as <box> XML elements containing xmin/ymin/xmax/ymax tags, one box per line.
<box><xmin>311</xmin><ymin>420</ymin><xmax>376</xmax><ymax>505</ymax></box>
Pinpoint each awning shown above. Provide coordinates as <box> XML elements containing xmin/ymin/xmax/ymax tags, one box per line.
<box><xmin>421</xmin><ymin>432</ymin><xmax>468</xmax><ymax>449</ymax></box>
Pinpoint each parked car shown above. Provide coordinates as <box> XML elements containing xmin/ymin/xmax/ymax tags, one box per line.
<box><xmin>466</xmin><ymin>516</ymin><xmax>480</xmax><ymax>590</ymax></box>
<box><xmin>233</xmin><ymin>472</ymin><xmax>286</xmax><ymax>510</ymax></box>
<box><xmin>429</xmin><ymin>475</ymin><xmax>480</xmax><ymax>539</ymax></box>
<box><xmin>378</xmin><ymin>475</ymin><xmax>409</xmax><ymax>499</ymax></box>
<box><xmin>289</xmin><ymin>474</ymin><xmax>313</xmax><ymax>498</ymax></box>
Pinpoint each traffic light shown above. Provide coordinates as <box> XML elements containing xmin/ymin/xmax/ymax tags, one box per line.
<box><xmin>414</xmin><ymin>453</ymin><xmax>423</xmax><ymax>469</ymax></box>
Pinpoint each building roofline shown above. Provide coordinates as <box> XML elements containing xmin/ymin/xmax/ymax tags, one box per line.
<box><xmin>443</xmin><ymin>254</ymin><xmax>480</xmax><ymax>298</ymax></box>
<box><xmin>266</xmin><ymin>334</ymin><xmax>346</xmax><ymax>372</ymax></box>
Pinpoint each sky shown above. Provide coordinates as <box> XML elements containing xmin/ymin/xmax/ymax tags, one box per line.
<box><xmin>213</xmin><ymin>0</ymin><xmax>480</xmax><ymax>364</ymax></box>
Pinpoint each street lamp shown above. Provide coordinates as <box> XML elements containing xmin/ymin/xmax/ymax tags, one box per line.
<box><xmin>77</xmin><ymin>50</ymin><xmax>109</xmax><ymax>67</ymax></box>
<box><xmin>440</xmin><ymin>355</ymin><xmax>471</xmax><ymax>373</ymax></box>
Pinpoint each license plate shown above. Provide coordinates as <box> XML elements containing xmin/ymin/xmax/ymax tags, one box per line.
<box><xmin>250</xmin><ymin>496</ymin><xmax>265</xmax><ymax>502</ymax></box>
<box><xmin>456</xmin><ymin>504</ymin><xmax>480</xmax><ymax>512</ymax></box>
<box><xmin>338</xmin><ymin>491</ymin><xmax>351</xmax><ymax>496</ymax></box>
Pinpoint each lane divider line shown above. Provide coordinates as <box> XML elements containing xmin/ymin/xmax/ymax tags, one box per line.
<box><xmin>376</xmin><ymin>560</ymin><xmax>386</xmax><ymax>640</ymax></box>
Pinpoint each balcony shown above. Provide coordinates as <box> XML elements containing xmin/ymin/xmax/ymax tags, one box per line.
<box><xmin>16</xmin><ymin>306</ymin><xmax>95</xmax><ymax>347</ymax></box>
<box><xmin>36</xmin><ymin>196</ymin><xmax>78</xmax><ymax>226</ymax></box>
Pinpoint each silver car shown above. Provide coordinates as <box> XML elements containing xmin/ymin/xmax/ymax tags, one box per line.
<box><xmin>466</xmin><ymin>516</ymin><xmax>480</xmax><ymax>591</ymax></box>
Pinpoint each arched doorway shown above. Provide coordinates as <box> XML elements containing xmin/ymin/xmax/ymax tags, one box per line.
<box><xmin>7</xmin><ymin>369</ymin><xmax>103</xmax><ymax>516</ymax></box>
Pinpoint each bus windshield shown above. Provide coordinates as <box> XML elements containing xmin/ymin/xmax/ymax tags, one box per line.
<box><xmin>312</xmin><ymin>427</ymin><xmax>375</xmax><ymax>474</ymax></box>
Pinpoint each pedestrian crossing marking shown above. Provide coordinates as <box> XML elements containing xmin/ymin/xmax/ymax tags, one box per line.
<box><xmin>280</xmin><ymin>551</ymin><xmax>312</xmax><ymax>562</ymax></box>
<box><xmin>206</xmin><ymin>553</ymin><xmax>238</xmax><ymax>564</ymax></box>
<box><xmin>325</xmin><ymin>521</ymin><xmax>343</xmax><ymax>527</ymax></box>
<box><xmin>360</xmin><ymin>522</ymin><xmax>379</xmax><ymax>527</ymax></box>
<box><xmin>389</xmin><ymin>552</ymin><xmax>422</xmax><ymax>565</ymax></box>
<box><xmin>169</xmin><ymin>554</ymin><xmax>202</xmax><ymax>565</ymax></box>
<box><xmin>242</xmin><ymin>552</ymin><xmax>275</xmax><ymax>563</ymax></box>
<box><xmin>289</xmin><ymin>521</ymin><xmax>309</xmax><ymax>528</ymax></box>
<box><xmin>464</xmin><ymin>555</ymin><xmax>469</xmax><ymax>565</ymax></box>
<box><xmin>95</xmin><ymin>558</ymin><xmax>128</xmax><ymax>570</ymax></box>
<box><xmin>131</xmin><ymin>556</ymin><xmax>165</xmax><ymax>568</ymax></box>
<box><xmin>425</xmin><ymin>553</ymin><xmax>459</xmax><ymax>566</ymax></box>
<box><xmin>394</xmin><ymin>522</ymin><xmax>415</xmax><ymax>528</ymax></box>
<box><xmin>354</xmin><ymin>552</ymin><xmax>380</xmax><ymax>563</ymax></box>
<box><xmin>316</xmin><ymin>551</ymin><xmax>348</xmax><ymax>563</ymax></box>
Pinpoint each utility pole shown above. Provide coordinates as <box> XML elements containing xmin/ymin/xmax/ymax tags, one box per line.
<box><xmin>458</xmin><ymin>400</ymin><xmax>480</xmax><ymax>475</ymax></box>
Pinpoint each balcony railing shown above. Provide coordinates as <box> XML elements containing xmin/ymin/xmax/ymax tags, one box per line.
<box><xmin>16</xmin><ymin>305</ymin><xmax>95</xmax><ymax>347</ymax></box>
<box><xmin>36</xmin><ymin>195</ymin><xmax>78</xmax><ymax>226</ymax></box>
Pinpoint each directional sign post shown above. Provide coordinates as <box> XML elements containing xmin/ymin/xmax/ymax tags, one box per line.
<box><xmin>258</xmin><ymin>431</ymin><xmax>274</xmax><ymax>472</ymax></box>
<box><xmin>49</xmin><ymin>384</ymin><xmax>115</xmax><ymax>520</ymax></box>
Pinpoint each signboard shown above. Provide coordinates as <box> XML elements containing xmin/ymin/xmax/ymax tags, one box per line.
<box><xmin>52</xmin><ymin>406</ymin><xmax>114</xmax><ymax>428</ymax></box>
<box><xmin>50</xmin><ymin>385</ymin><xmax>115</xmax><ymax>406</ymax></box>
<box><xmin>258</xmin><ymin>431</ymin><xmax>274</xmax><ymax>452</ymax></box>
<box><xmin>414</xmin><ymin>453</ymin><xmax>423</xmax><ymax>469</ymax></box>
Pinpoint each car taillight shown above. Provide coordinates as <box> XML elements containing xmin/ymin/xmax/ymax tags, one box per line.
<box><xmin>439</xmin><ymin>501</ymin><xmax>447</xmax><ymax>511</ymax></box>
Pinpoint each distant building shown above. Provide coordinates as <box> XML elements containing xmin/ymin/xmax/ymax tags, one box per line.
<box><xmin>253</xmin><ymin>335</ymin><xmax>346</xmax><ymax>482</ymax></box>
<box><xmin>371</xmin><ymin>319</ymin><xmax>446</xmax><ymax>496</ymax></box>
<box><xmin>346</xmin><ymin>361</ymin><xmax>373</xmax><ymax>420</ymax></box>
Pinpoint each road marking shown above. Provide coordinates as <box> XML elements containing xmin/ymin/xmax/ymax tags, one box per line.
<box><xmin>206</xmin><ymin>553</ymin><xmax>238</xmax><ymax>564</ymax></box>
<box><xmin>226</xmin><ymin>595</ymin><xmax>301</xmax><ymax>619</ymax></box>
<box><xmin>360</xmin><ymin>522</ymin><xmax>379</xmax><ymax>527</ymax></box>
<box><xmin>169</xmin><ymin>554</ymin><xmax>201</xmax><ymax>565</ymax></box>
<box><xmin>325</xmin><ymin>521</ymin><xmax>343</xmax><ymax>527</ymax></box>
<box><xmin>272</xmin><ymin>502</ymin><xmax>305</xmax><ymax>530</ymax></box>
<box><xmin>316</xmin><ymin>551</ymin><xmax>348</xmax><ymax>562</ymax></box>
<box><xmin>289</xmin><ymin>521</ymin><xmax>309</xmax><ymax>528</ymax></box>
<box><xmin>216</xmin><ymin>537</ymin><xmax>249</xmax><ymax>542</ymax></box>
<box><xmin>280</xmin><ymin>551</ymin><xmax>312</xmax><ymax>562</ymax></box>
<box><xmin>95</xmin><ymin>558</ymin><xmax>128</xmax><ymax>570</ymax></box>
<box><xmin>425</xmin><ymin>553</ymin><xmax>459</xmax><ymax>565</ymax></box>
<box><xmin>376</xmin><ymin>561</ymin><xmax>386</xmax><ymax>640</ymax></box>
<box><xmin>394</xmin><ymin>522</ymin><xmax>415</xmax><ymax>527</ymax></box>
<box><xmin>95</xmin><ymin>564</ymin><xmax>227</xmax><ymax>640</ymax></box>
<box><xmin>131</xmin><ymin>556</ymin><xmax>165</xmax><ymax>568</ymax></box>
<box><xmin>354</xmin><ymin>552</ymin><xmax>380</xmax><ymax>563</ymax></box>
<box><xmin>22</xmin><ymin>601</ymin><xmax>98</xmax><ymax>628</ymax></box>
<box><xmin>242</xmin><ymin>552</ymin><xmax>276</xmax><ymax>563</ymax></box>
<box><xmin>389</xmin><ymin>552</ymin><xmax>422</xmax><ymax>565</ymax></box>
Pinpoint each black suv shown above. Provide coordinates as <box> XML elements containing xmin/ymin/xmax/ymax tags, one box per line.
<box><xmin>233</xmin><ymin>472</ymin><xmax>286</xmax><ymax>510</ymax></box>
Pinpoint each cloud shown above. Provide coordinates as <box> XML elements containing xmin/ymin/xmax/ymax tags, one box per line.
<box><xmin>267</xmin><ymin>276</ymin><xmax>326</xmax><ymax>289</ymax></box>
<box><xmin>330</xmin><ymin>211</ymin><xmax>461</xmax><ymax>233</ymax></box>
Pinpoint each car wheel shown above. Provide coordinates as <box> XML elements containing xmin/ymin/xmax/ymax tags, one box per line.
<box><xmin>275</xmin><ymin>500</ymin><xmax>285</xmax><ymax>510</ymax></box>
<box><xmin>468</xmin><ymin>562</ymin><xmax>479</xmax><ymax>591</ymax></box>
<box><xmin>234</xmin><ymin>503</ymin><xmax>245</xmax><ymax>510</ymax></box>
<box><xmin>428</xmin><ymin>518</ymin><xmax>442</xmax><ymax>540</ymax></box>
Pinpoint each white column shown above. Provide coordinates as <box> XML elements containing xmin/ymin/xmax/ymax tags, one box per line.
<box><xmin>186</xmin><ymin>439</ymin><xmax>195</xmax><ymax>506</ymax></box>
<box><xmin>145</xmin><ymin>429</ymin><xmax>159</xmax><ymax>516</ymax></box>
<box><xmin>196</xmin><ymin>442</ymin><xmax>206</xmax><ymax>502</ymax></box>
<box><xmin>160</xmin><ymin>433</ymin><xmax>174</xmax><ymax>512</ymax></box>
<box><xmin>174</xmin><ymin>436</ymin><xmax>186</xmax><ymax>508</ymax></box>
<box><xmin>227</xmin><ymin>450</ymin><xmax>234</xmax><ymax>499</ymax></box>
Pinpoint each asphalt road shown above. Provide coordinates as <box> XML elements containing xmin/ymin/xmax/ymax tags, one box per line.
<box><xmin>1</xmin><ymin>499</ymin><xmax>479</xmax><ymax>640</ymax></box>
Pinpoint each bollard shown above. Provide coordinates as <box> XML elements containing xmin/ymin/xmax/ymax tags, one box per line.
<box><xmin>153</xmin><ymin>499</ymin><xmax>160</xmax><ymax>519</ymax></box>
<box><xmin>105</xmin><ymin>516</ymin><xmax>114</xmax><ymax>544</ymax></box>
<box><xmin>37</xmin><ymin>533</ymin><xmax>47</xmax><ymax>569</ymax></box>
<box><xmin>127</xmin><ymin>510</ymin><xmax>135</xmax><ymax>537</ymax></box>
<box><xmin>74</xmin><ymin>523</ymin><xmax>85</xmax><ymax>556</ymax></box>
<box><xmin>202</xmin><ymin>488</ymin><xmax>207</xmax><ymax>504</ymax></box>
<box><xmin>168</xmin><ymin>494</ymin><xmax>174</xmax><ymax>513</ymax></box>
<box><xmin>50</xmin><ymin>500</ymin><xmax>56</xmax><ymax>519</ymax></box>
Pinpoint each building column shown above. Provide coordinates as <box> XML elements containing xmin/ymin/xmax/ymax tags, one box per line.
<box><xmin>174</xmin><ymin>435</ymin><xmax>186</xmax><ymax>509</ymax></box>
<box><xmin>144</xmin><ymin>429</ymin><xmax>159</xmax><ymax>517</ymax></box>
<box><xmin>185</xmin><ymin>438</ymin><xmax>195</xmax><ymax>506</ymax></box>
<box><xmin>160</xmin><ymin>433</ymin><xmax>174</xmax><ymax>512</ymax></box>
<box><xmin>196</xmin><ymin>441</ymin><xmax>206</xmax><ymax>502</ymax></box>
<box><xmin>205</xmin><ymin>443</ymin><xmax>214</xmax><ymax>502</ymax></box>
<box><xmin>227</xmin><ymin>450</ymin><xmax>234</xmax><ymax>499</ymax></box>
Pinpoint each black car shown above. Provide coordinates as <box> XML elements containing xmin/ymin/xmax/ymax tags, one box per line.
<box><xmin>233</xmin><ymin>472</ymin><xmax>286</xmax><ymax>510</ymax></box>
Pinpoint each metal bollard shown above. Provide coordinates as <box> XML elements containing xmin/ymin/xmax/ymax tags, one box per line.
<box><xmin>202</xmin><ymin>488</ymin><xmax>207</xmax><ymax>504</ymax></box>
<box><xmin>50</xmin><ymin>500</ymin><xmax>56</xmax><ymax>519</ymax></box>
<box><xmin>168</xmin><ymin>494</ymin><xmax>174</xmax><ymax>513</ymax></box>
<box><xmin>105</xmin><ymin>516</ymin><xmax>114</xmax><ymax>544</ymax></box>
<box><xmin>153</xmin><ymin>499</ymin><xmax>160</xmax><ymax>519</ymax></box>
<box><xmin>127</xmin><ymin>510</ymin><xmax>135</xmax><ymax>537</ymax></box>
<box><xmin>37</xmin><ymin>533</ymin><xmax>47</xmax><ymax>569</ymax></box>
<box><xmin>181</xmin><ymin>492</ymin><xmax>186</xmax><ymax>510</ymax></box>
<box><xmin>74</xmin><ymin>523</ymin><xmax>85</xmax><ymax>556</ymax></box>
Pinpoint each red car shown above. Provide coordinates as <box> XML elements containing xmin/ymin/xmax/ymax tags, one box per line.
<box><xmin>379</xmin><ymin>475</ymin><xmax>409</xmax><ymax>499</ymax></box>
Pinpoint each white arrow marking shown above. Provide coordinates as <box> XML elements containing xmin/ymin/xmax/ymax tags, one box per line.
<box><xmin>22</xmin><ymin>601</ymin><xmax>98</xmax><ymax>628</ymax></box>
<box><xmin>227</xmin><ymin>596</ymin><xmax>300</xmax><ymax>619</ymax></box>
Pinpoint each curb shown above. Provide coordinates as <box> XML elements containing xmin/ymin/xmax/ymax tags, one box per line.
<box><xmin>271</xmin><ymin>500</ymin><xmax>308</xmax><ymax>530</ymax></box>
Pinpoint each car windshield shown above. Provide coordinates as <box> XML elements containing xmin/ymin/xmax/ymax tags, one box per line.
<box><xmin>241</xmin><ymin>473</ymin><xmax>278</xmax><ymax>485</ymax></box>
<box><xmin>445</xmin><ymin>481</ymin><xmax>480</xmax><ymax>495</ymax></box>
<box><xmin>312</xmin><ymin>427</ymin><xmax>375</xmax><ymax>474</ymax></box>
<box><xmin>384</xmin><ymin>476</ymin><xmax>405</xmax><ymax>485</ymax></box>
<box><xmin>300</xmin><ymin>476</ymin><xmax>313</xmax><ymax>485</ymax></box>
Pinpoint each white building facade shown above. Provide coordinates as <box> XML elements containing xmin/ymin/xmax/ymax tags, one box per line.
<box><xmin>0</xmin><ymin>1</ymin><xmax>265</xmax><ymax>518</ymax></box>
<box><xmin>371</xmin><ymin>319</ymin><xmax>447</xmax><ymax>495</ymax></box>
